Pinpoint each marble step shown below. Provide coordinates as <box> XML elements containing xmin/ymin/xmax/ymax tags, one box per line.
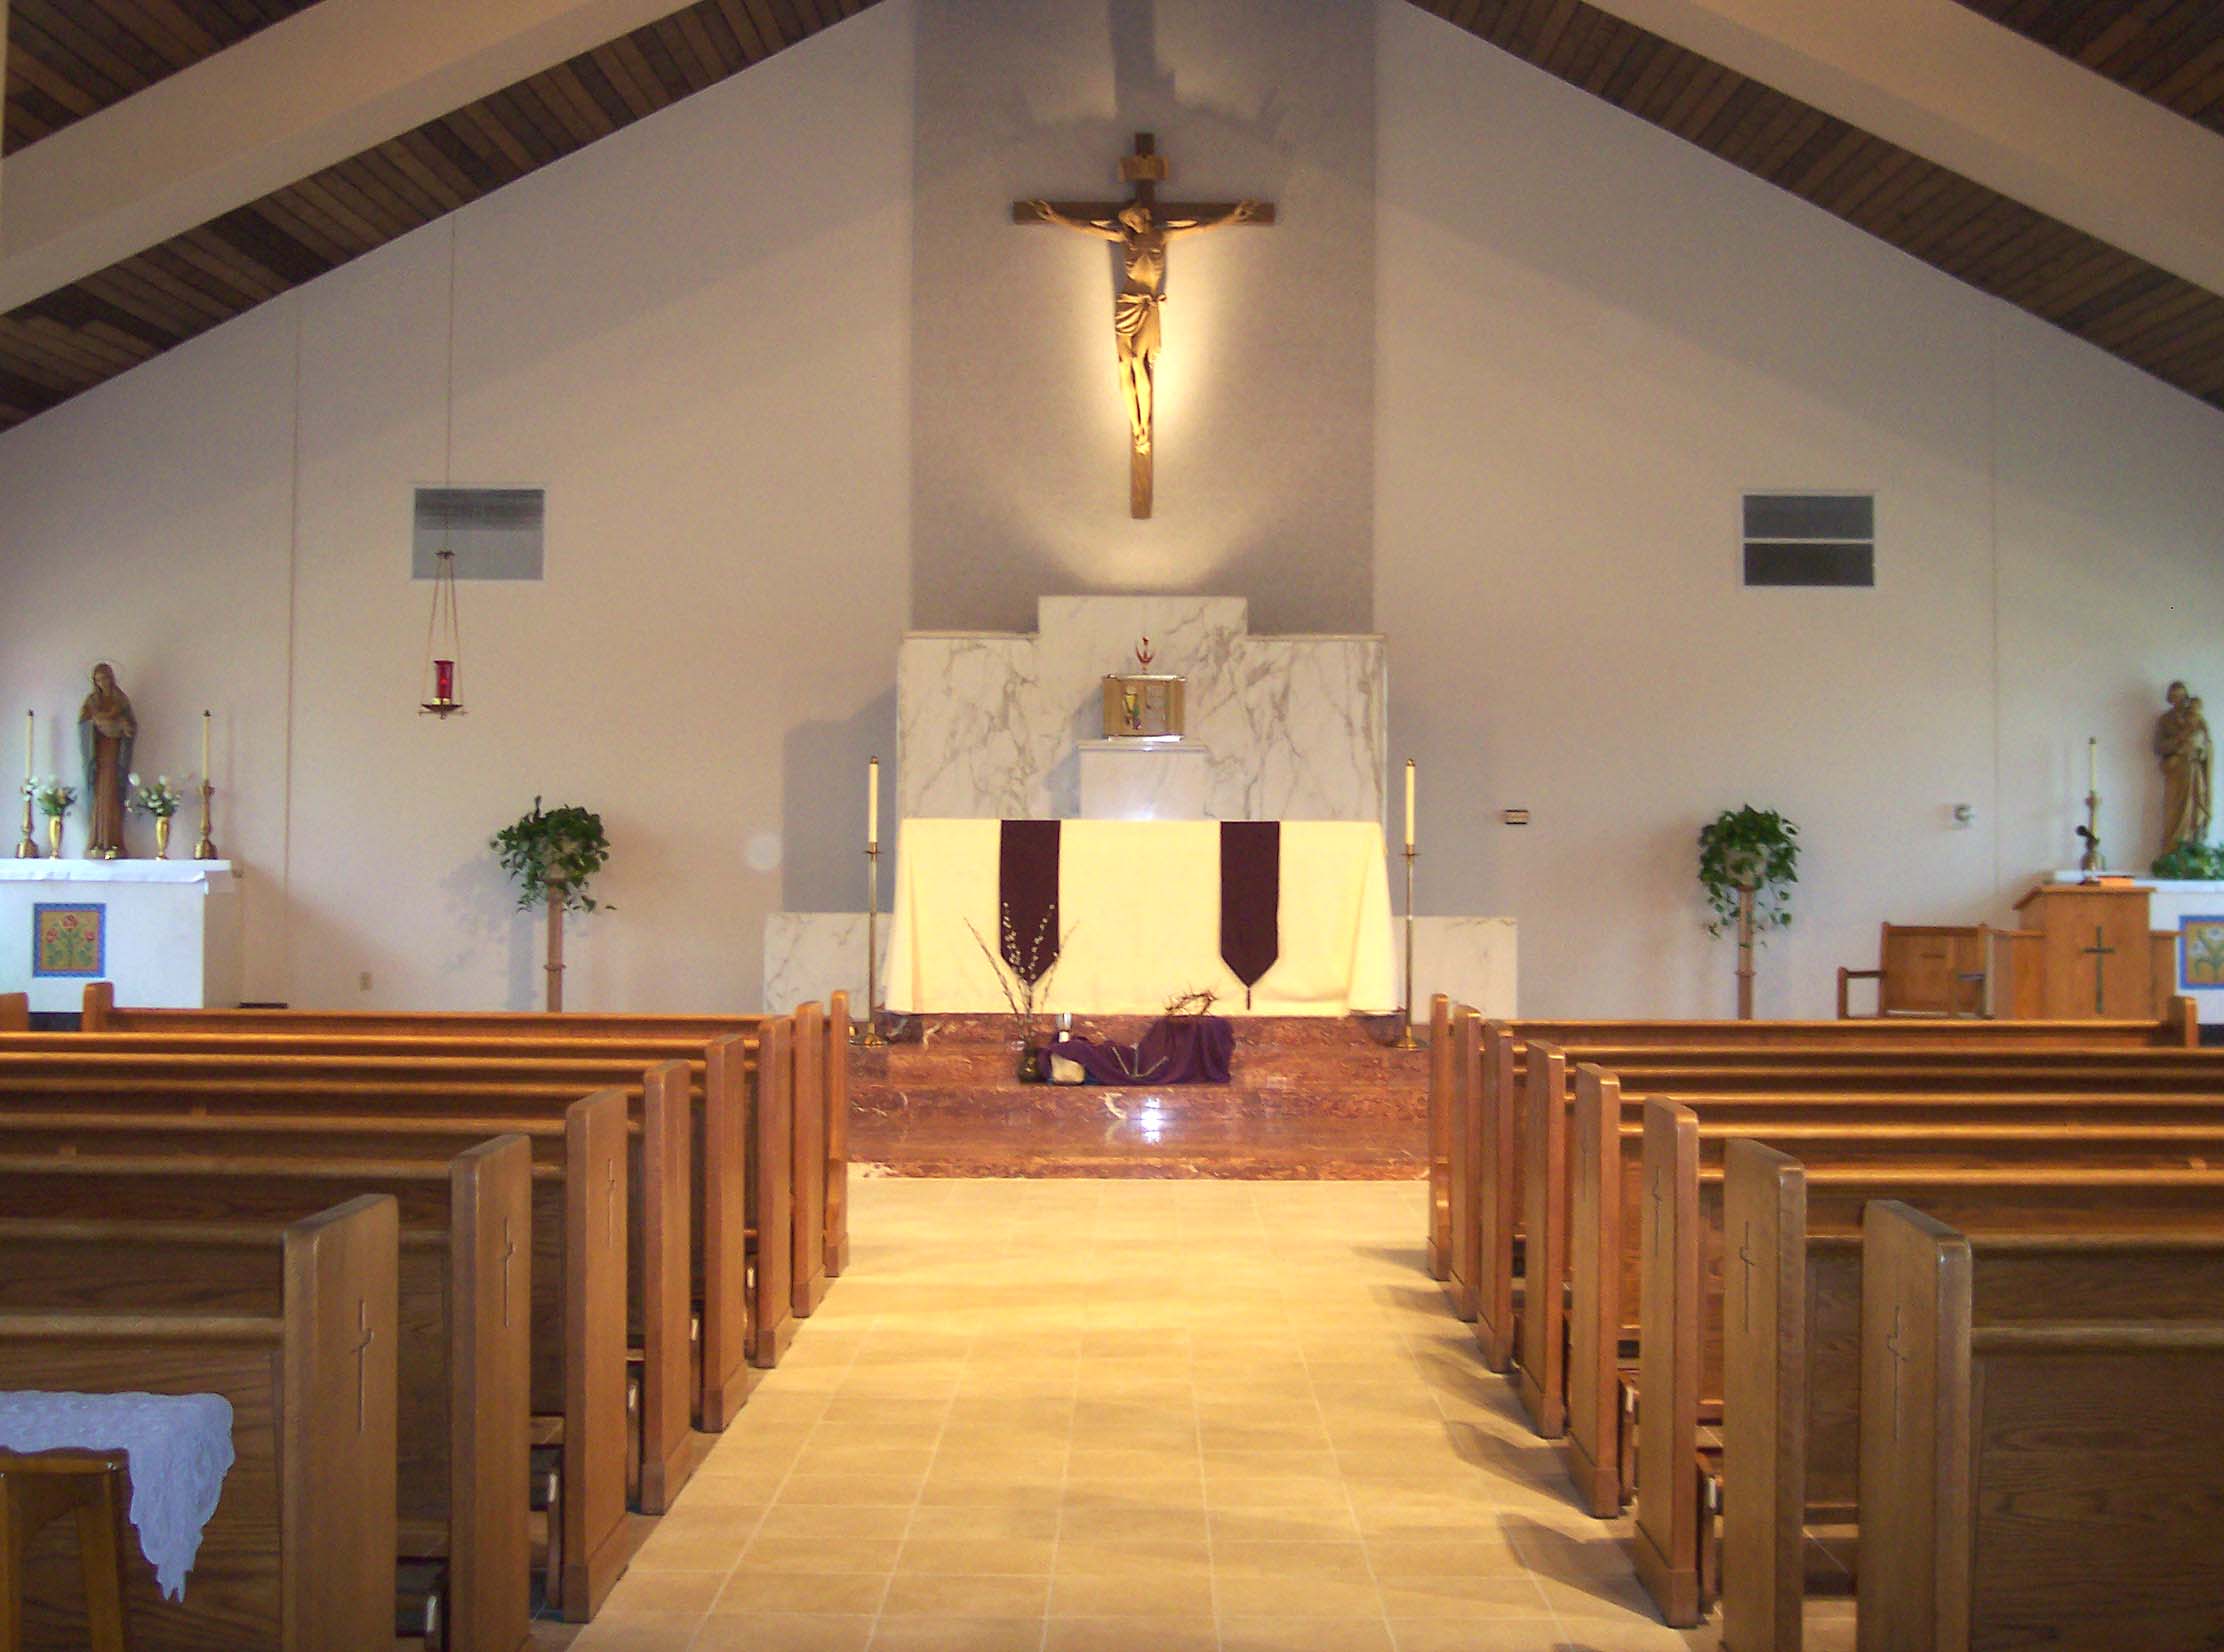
<box><xmin>848</xmin><ymin>1115</ymin><xmax>1426</xmax><ymax>1180</ymax></box>
<box><xmin>855</xmin><ymin>1080</ymin><xmax>1426</xmax><ymax>1126</ymax></box>
<box><xmin>884</xmin><ymin>1013</ymin><xmax>1416</xmax><ymax>1050</ymax></box>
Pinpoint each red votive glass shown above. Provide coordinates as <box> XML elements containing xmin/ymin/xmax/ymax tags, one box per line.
<box><xmin>434</xmin><ymin>660</ymin><xmax>456</xmax><ymax>703</ymax></box>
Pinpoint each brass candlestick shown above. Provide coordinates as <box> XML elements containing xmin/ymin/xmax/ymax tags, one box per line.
<box><xmin>193</xmin><ymin>780</ymin><xmax>218</xmax><ymax>861</ymax></box>
<box><xmin>14</xmin><ymin>794</ymin><xmax>36</xmax><ymax>859</ymax></box>
<box><xmin>1392</xmin><ymin>844</ymin><xmax>1420</xmax><ymax>1050</ymax></box>
<box><xmin>856</xmin><ymin>842</ymin><xmax>888</xmax><ymax>1046</ymax></box>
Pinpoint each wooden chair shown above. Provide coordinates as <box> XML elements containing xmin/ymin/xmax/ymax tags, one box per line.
<box><xmin>1836</xmin><ymin>923</ymin><xmax>1988</xmax><ymax>1018</ymax></box>
<box><xmin>0</xmin><ymin>1450</ymin><xmax>131</xmax><ymax>1652</ymax></box>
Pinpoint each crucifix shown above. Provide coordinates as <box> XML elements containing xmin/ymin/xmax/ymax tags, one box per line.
<box><xmin>353</xmin><ymin>1299</ymin><xmax>376</xmax><ymax>1433</ymax></box>
<box><xmin>1014</xmin><ymin>133</ymin><xmax>1274</xmax><ymax>518</ymax></box>
<box><xmin>1884</xmin><ymin>1305</ymin><xmax>1911</xmax><ymax>1443</ymax></box>
<box><xmin>2081</xmin><ymin>924</ymin><xmax>2117</xmax><ymax>1017</ymax></box>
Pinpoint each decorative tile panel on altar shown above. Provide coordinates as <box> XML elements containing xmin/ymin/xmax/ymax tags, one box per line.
<box><xmin>899</xmin><ymin>597</ymin><xmax>1386</xmax><ymax>823</ymax></box>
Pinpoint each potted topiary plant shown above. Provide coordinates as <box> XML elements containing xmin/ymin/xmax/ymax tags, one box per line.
<box><xmin>2152</xmin><ymin>839</ymin><xmax>2224</xmax><ymax>880</ymax></box>
<box><xmin>491</xmin><ymin>798</ymin><xmax>612</xmax><ymax>1011</ymax></box>
<box><xmin>1697</xmin><ymin>805</ymin><xmax>1800</xmax><ymax>1020</ymax></box>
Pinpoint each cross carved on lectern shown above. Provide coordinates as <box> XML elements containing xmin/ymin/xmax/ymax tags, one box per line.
<box><xmin>2081</xmin><ymin>925</ymin><xmax>2117</xmax><ymax>1016</ymax></box>
<box><xmin>1015</xmin><ymin>134</ymin><xmax>1274</xmax><ymax>518</ymax></box>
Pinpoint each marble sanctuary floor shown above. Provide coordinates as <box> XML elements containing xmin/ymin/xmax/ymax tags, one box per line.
<box><xmin>540</xmin><ymin>1178</ymin><xmax>1793</xmax><ymax>1652</ymax></box>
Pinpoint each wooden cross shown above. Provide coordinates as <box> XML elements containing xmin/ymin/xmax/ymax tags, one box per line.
<box><xmin>1648</xmin><ymin>1164</ymin><xmax>1667</xmax><ymax>1252</ymax></box>
<box><xmin>353</xmin><ymin>1298</ymin><xmax>376</xmax><ymax>1433</ymax></box>
<box><xmin>500</xmin><ymin>1217</ymin><xmax>517</xmax><ymax>1329</ymax></box>
<box><xmin>1734</xmin><ymin>1221</ymin><xmax>1758</xmax><ymax>1333</ymax></box>
<box><xmin>1884</xmin><ymin>1305</ymin><xmax>1911</xmax><ymax>1442</ymax></box>
<box><xmin>2081</xmin><ymin>924</ymin><xmax>2117</xmax><ymax>1016</ymax></box>
<box><xmin>605</xmin><ymin>1161</ymin><xmax>620</xmax><ymax>1252</ymax></box>
<box><xmin>1014</xmin><ymin>133</ymin><xmax>1274</xmax><ymax>518</ymax></box>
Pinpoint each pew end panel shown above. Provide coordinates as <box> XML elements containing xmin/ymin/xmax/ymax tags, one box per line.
<box><xmin>0</xmin><ymin>994</ymin><xmax>26</xmax><ymax>1034</ymax></box>
<box><xmin>448</xmin><ymin>1136</ymin><xmax>533</xmax><ymax>1652</ymax></box>
<box><xmin>1563</xmin><ymin>1064</ymin><xmax>1624</xmax><ymax>1517</ymax></box>
<box><xmin>561</xmin><ymin>1091</ymin><xmax>633</xmax><ymax>1622</ymax></box>
<box><xmin>826</xmin><ymin>991</ymin><xmax>852</xmax><ymax>1280</ymax></box>
<box><xmin>1426</xmin><ymin>995</ymin><xmax>1452</xmax><ymax>1280</ymax></box>
<box><xmin>789</xmin><ymin>1004</ymin><xmax>830</xmax><ymax>1320</ymax></box>
<box><xmin>1634</xmin><ymin>1099</ymin><xmax>1703</xmax><ymax>1629</ymax></box>
<box><xmin>699</xmin><ymin>1035</ymin><xmax>754</xmax><ymax>1430</ymax></box>
<box><xmin>282</xmin><ymin>1193</ymin><xmax>402</xmax><ymax>1652</ymax></box>
<box><xmin>1720</xmin><ymin>1140</ymin><xmax>1809</xmax><ymax>1652</ymax></box>
<box><xmin>1476</xmin><ymin>1020</ymin><xmax>1519</xmax><ymax>1370</ymax></box>
<box><xmin>1515</xmin><ymin>1044</ymin><xmax>1569</xmax><ymax>1438</ymax></box>
<box><xmin>1446</xmin><ymin>1009</ymin><xmax>1480</xmax><ymax>1322</ymax></box>
<box><xmin>637</xmin><ymin>1062</ymin><xmax>708</xmax><ymax>1515</ymax></box>
<box><xmin>77</xmin><ymin>984</ymin><xmax>112</xmax><ymax>1031</ymax></box>
<box><xmin>749</xmin><ymin>1020</ymin><xmax>795</xmax><ymax>1370</ymax></box>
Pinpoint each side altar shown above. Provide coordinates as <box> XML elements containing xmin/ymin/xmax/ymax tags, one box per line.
<box><xmin>0</xmin><ymin>861</ymin><xmax>243</xmax><ymax>1012</ymax></box>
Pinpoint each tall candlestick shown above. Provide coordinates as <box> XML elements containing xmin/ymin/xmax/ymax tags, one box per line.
<box><xmin>1403</xmin><ymin>759</ymin><xmax>1416</xmax><ymax>850</ymax></box>
<box><xmin>867</xmin><ymin>757</ymin><xmax>880</xmax><ymax>849</ymax></box>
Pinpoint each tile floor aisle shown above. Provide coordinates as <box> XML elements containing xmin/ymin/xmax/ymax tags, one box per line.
<box><xmin>556</xmin><ymin>1178</ymin><xmax>1737</xmax><ymax>1652</ymax></box>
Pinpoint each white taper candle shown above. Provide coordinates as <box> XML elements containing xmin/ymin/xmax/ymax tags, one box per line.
<box><xmin>2088</xmin><ymin>736</ymin><xmax>2097</xmax><ymax>794</ymax></box>
<box><xmin>867</xmin><ymin>757</ymin><xmax>880</xmax><ymax>849</ymax></box>
<box><xmin>1404</xmin><ymin>759</ymin><xmax>1416</xmax><ymax>850</ymax></box>
<box><xmin>23</xmin><ymin>710</ymin><xmax>31</xmax><ymax>786</ymax></box>
<box><xmin>201</xmin><ymin>710</ymin><xmax>211</xmax><ymax>783</ymax></box>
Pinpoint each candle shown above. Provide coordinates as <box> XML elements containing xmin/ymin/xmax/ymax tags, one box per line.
<box><xmin>23</xmin><ymin>710</ymin><xmax>31</xmax><ymax>787</ymax></box>
<box><xmin>867</xmin><ymin>757</ymin><xmax>880</xmax><ymax>850</ymax></box>
<box><xmin>2088</xmin><ymin>736</ymin><xmax>2097</xmax><ymax>795</ymax></box>
<box><xmin>201</xmin><ymin>709</ymin><xmax>211</xmax><ymax>784</ymax></box>
<box><xmin>1404</xmin><ymin>759</ymin><xmax>1416</xmax><ymax>851</ymax></box>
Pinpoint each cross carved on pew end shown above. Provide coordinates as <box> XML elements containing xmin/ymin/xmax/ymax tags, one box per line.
<box><xmin>500</xmin><ymin>1217</ymin><xmax>517</xmax><ymax>1329</ymax></box>
<box><xmin>2081</xmin><ymin>925</ymin><xmax>2117</xmax><ymax>1017</ymax></box>
<box><xmin>1734</xmin><ymin>1221</ymin><xmax>1758</xmax><ymax>1334</ymax></box>
<box><xmin>1884</xmin><ymin>1305</ymin><xmax>1911</xmax><ymax>1443</ymax></box>
<box><xmin>1648</xmin><ymin>1165</ymin><xmax>1668</xmax><ymax>1254</ymax></box>
<box><xmin>605</xmin><ymin>1162</ymin><xmax>620</xmax><ymax>1254</ymax></box>
<box><xmin>353</xmin><ymin>1299</ymin><xmax>375</xmax><ymax>1435</ymax></box>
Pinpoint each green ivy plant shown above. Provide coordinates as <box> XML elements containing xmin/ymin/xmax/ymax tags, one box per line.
<box><xmin>2152</xmin><ymin>839</ymin><xmax>2224</xmax><ymax>880</ymax></box>
<box><xmin>491</xmin><ymin>798</ymin><xmax>613</xmax><ymax>913</ymax></box>
<box><xmin>1697</xmin><ymin>805</ymin><xmax>1800</xmax><ymax>938</ymax></box>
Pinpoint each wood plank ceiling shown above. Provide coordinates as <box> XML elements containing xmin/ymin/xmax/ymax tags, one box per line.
<box><xmin>0</xmin><ymin>0</ymin><xmax>877</xmax><ymax>430</ymax></box>
<box><xmin>2</xmin><ymin>1</ymin><xmax>2221</xmax><ymax>431</ymax></box>
<box><xmin>1954</xmin><ymin>0</ymin><xmax>2224</xmax><ymax>136</ymax></box>
<box><xmin>1414</xmin><ymin>0</ymin><xmax>2224</xmax><ymax>414</ymax></box>
<box><xmin>4</xmin><ymin>1</ymin><xmax>322</xmax><ymax>154</ymax></box>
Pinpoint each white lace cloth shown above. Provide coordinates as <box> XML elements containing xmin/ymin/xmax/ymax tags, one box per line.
<box><xmin>0</xmin><ymin>1391</ymin><xmax>236</xmax><ymax>1599</ymax></box>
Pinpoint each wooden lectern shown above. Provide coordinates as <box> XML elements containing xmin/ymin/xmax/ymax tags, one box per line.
<box><xmin>2006</xmin><ymin>882</ymin><xmax>2155</xmax><ymax>1019</ymax></box>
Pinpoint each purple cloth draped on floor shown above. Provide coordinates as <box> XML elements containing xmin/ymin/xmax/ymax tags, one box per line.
<box><xmin>1043</xmin><ymin>1016</ymin><xmax>1235</xmax><ymax>1085</ymax></box>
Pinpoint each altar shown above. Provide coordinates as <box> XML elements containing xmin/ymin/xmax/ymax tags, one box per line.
<box><xmin>0</xmin><ymin>861</ymin><xmax>243</xmax><ymax>1012</ymax></box>
<box><xmin>885</xmin><ymin>818</ymin><xmax>1397</xmax><ymax>1016</ymax></box>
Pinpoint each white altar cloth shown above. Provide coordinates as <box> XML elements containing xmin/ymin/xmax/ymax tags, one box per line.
<box><xmin>0</xmin><ymin>1390</ymin><xmax>235</xmax><ymax>1598</ymax></box>
<box><xmin>885</xmin><ymin>819</ymin><xmax>1398</xmax><ymax>1016</ymax></box>
<box><xmin>0</xmin><ymin>861</ymin><xmax>242</xmax><ymax>1013</ymax></box>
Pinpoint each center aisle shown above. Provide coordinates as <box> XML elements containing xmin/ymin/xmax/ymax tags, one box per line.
<box><xmin>559</xmin><ymin>1180</ymin><xmax>1727</xmax><ymax>1652</ymax></box>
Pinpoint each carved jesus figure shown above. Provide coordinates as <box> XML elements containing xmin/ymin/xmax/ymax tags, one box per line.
<box><xmin>1027</xmin><ymin>197</ymin><xmax>1260</xmax><ymax>455</ymax></box>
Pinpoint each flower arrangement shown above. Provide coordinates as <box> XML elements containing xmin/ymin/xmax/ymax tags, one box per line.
<box><xmin>2152</xmin><ymin>839</ymin><xmax>2224</xmax><ymax>880</ymax></box>
<box><xmin>29</xmin><ymin>778</ymin><xmax>76</xmax><ymax>819</ymax></box>
<box><xmin>126</xmin><ymin>773</ymin><xmax>185</xmax><ymax>819</ymax></box>
<box><xmin>491</xmin><ymin>798</ymin><xmax>613</xmax><ymax>912</ymax></box>
<box><xmin>965</xmin><ymin>908</ymin><xmax>1071</xmax><ymax>1069</ymax></box>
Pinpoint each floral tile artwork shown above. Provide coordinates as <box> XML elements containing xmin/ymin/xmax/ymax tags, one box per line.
<box><xmin>2180</xmin><ymin>916</ymin><xmax>2224</xmax><ymax>990</ymax></box>
<box><xmin>32</xmin><ymin>903</ymin><xmax>105</xmax><ymax>978</ymax></box>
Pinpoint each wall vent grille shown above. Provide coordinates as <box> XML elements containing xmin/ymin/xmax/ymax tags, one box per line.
<box><xmin>412</xmin><ymin>487</ymin><xmax>545</xmax><ymax>579</ymax></box>
<box><xmin>1741</xmin><ymin>492</ymin><xmax>1873</xmax><ymax>587</ymax></box>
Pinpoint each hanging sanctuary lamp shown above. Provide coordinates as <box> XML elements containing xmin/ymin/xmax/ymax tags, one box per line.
<box><xmin>419</xmin><ymin>217</ymin><xmax>465</xmax><ymax>719</ymax></box>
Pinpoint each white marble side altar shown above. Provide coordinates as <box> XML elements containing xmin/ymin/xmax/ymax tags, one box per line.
<box><xmin>900</xmin><ymin>597</ymin><xmax>1386</xmax><ymax>823</ymax></box>
<box><xmin>763</xmin><ymin>912</ymin><xmax>887</xmax><ymax>1019</ymax></box>
<box><xmin>0</xmin><ymin>861</ymin><xmax>243</xmax><ymax>1012</ymax></box>
<box><xmin>1406</xmin><ymin>917</ymin><xmax>1518</xmax><ymax>1021</ymax></box>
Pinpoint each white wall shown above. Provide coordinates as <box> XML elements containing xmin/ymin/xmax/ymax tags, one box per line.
<box><xmin>0</xmin><ymin>0</ymin><xmax>913</xmax><ymax>1010</ymax></box>
<box><xmin>1375</xmin><ymin>1</ymin><xmax>2224</xmax><ymax>1018</ymax></box>
<box><xmin>4</xmin><ymin>0</ymin><xmax>2222</xmax><ymax>1017</ymax></box>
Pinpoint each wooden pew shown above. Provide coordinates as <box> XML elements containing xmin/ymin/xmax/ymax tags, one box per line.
<box><xmin>0</xmin><ymin>1092</ymin><xmax>634</xmax><ymax>1622</ymax></box>
<box><xmin>75</xmin><ymin>984</ymin><xmax>844</xmax><ymax>1386</ymax></box>
<box><xmin>1632</xmin><ymin>1099</ymin><xmax>2224</xmax><ymax>1628</ymax></box>
<box><xmin>0</xmin><ymin>1195</ymin><xmax>397</xmax><ymax>1652</ymax></box>
<box><xmin>790</xmin><ymin>1003</ymin><xmax>830</xmax><ymax>1319</ymax></box>
<box><xmin>0</xmin><ymin>1044</ymin><xmax>715</xmax><ymax>1506</ymax></box>
<box><xmin>0</xmin><ymin>994</ymin><xmax>24</xmax><ymax>1033</ymax></box>
<box><xmin>0</xmin><ymin>1138</ymin><xmax>532</xmax><ymax>1652</ymax></box>
<box><xmin>1432</xmin><ymin>1006</ymin><xmax>2199</xmax><ymax>1353</ymax></box>
<box><xmin>1508</xmin><ymin>1040</ymin><xmax>2224</xmax><ymax>1427</ymax></box>
<box><xmin>1722</xmin><ymin>1147</ymin><xmax>2224</xmax><ymax>1652</ymax></box>
<box><xmin>1559</xmin><ymin>1063</ymin><xmax>2224</xmax><ymax>1514</ymax></box>
<box><xmin>1425</xmin><ymin>995</ymin><xmax>1453</xmax><ymax>1280</ymax></box>
<box><xmin>1858</xmin><ymin>1200</ymin><xmax>2224</xmax><ymax>1652</ymax></box>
